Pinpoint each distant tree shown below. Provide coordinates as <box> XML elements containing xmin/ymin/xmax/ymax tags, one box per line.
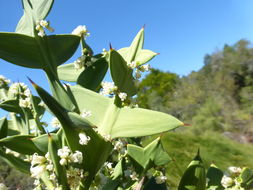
<box><xmin>136</xmin><ymin>68</ymin><xmax>178</xmax><ymax>112</ymax></box>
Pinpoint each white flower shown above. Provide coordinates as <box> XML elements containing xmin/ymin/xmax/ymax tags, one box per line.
<box><xmin>49</xmin><ymin>173</ymin><xmax>56</xmax><ymax>180</ymax></box>
<box><xmin>100</xmin><ymin>81</ymin><xmax>118</xmax><ymax>96</ymax></box>
<box><xmin>39</xmin><ymin>20</ymin><xmax>48</xmax><ymax>28</ymax></box>
<box><xmin>221</xmin><ymin>175</ymin><xmax>234</xmax><ymax>188</ymax></box>
<box><xmin>127</xmin><ymin>61</ymin><xmax>137</xmax><ymax>69</ymax></box>
<box><xmin>30</xmin><ymin>165</ymin><xmax>46</xmax><ymax>178</ymax></box>
<box><xmin>35</xmin><ymin>20</ymin><xmax>54</xmax><ymax>37</ymax></box>
<box><xmin>102</xmin><ymin>134</ymin><xmax>112</xmax><ymax>142</ymax></box>
<box><xmin>0</xmin><ymin>75</ymin><xmax>10</xmax><ymax>88</ymax></box>
<box><xmin>155</xmin><ymin>175</ymin><xmax>167</xmax><ymax>184</ymax></box>
<box><xmin>228</xmin><ymin>167</ymin><xmax>242</xmax><ymax>174</ymax></box>
<box><xmin>130</xmin><ymin>171</ymin><xmax>139</xmax><ymax>181</ymax></box>
<box><xmin>79</xmin><ymin>133</ymin><xmax>90</xmax><ymax>145</ymax></box>
<box><xmin>5</xmin><ymin>148</ymin><xmax>20</xmax><ymax>157</ymax></box>
<box><xmin>59</xmin><ymin>158</ymin><xmax>68</xmax><ymax>166</ymax></box>
<box><xmin>31</xmin><ymin>153</ymin><xmax>46</xmax><ymax>166</ymax></box>
<box><xmin>139</xmin><ymin>64</ymin><xmax>151</xmax><ymax>72</ymax></box>
<box><xmin>70</xmin><ymin>151</ymin><xmax>83</xmax><ymax>164</ymax></box>
<box><xmin>118</xmin><ymin>92</ymin><xmax>127</xmax><ymax>102</ymax></box>
<box><xmin>24</xmin><ymin>89</ymin><xmax>31</xmax><ymax>97</ymax></box>
<box><xmin>33</xmin><ymin>179</ymin><xmax>40</xmax><ymax>186</ymax></box>
<box><xmin>0</xmin><ymin>183</ymin><xmax>7</xmax><ymax>190</ymax></box>
<box><xmin>9</xmin><ymin>82</ymin><xmax>28</xmax><ymax>96</ymax></box>
<box><xmin>105</xmin><ymin>162</ymin><xmax>113</xmax><ymax>170</ymax></box>
<box><xmin>81</xmin><ymin>110</ymin><xmax>92</xmax><ymax>118</ymax></box>
<box><xmin>46</xmin><ymin>164</ymin><xmax>54</xmax><ymax>171</ymax></box>
<box><xmin>19</xmin><ymin>97</ymin><xmax>31</xmax><ymax>108</ymax></box>
<box><xmin>57</xmin><ymin>146</ymin><xmax>71</xmax><ymax>158</ymax></box>
<box><xmin>51</xmin><ymin>117</ymin><xmax>61</xmax><ymax>129</ymax></box>
<box><xmin>37</xmin><ymin>30</ymin><xmax>45</xmax><ymax>37</ymax></box>
<box><xmin>72</xmin><ymin>25</ymin><xmax>90</xmax><ymax>37</ymax></box>
<box><xmin>114</xmin><ymin>140</ymin><xmax>124</xmax><ymax>151</ymax></box>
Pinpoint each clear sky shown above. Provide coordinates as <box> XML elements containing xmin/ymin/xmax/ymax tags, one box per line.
<box><xmin>1</xmin><ymin>0</ymin><xmax>253</xmax><ymax>87</ymax></box>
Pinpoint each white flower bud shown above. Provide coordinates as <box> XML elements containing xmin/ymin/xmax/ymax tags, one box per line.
<box><xmin>70</xmin><ymin>151</ymin><xmax>83</xmax><ymax>164</ymax></box>
<box><xmin>118</xmin><ymin>92</ymin><xmax>127</xmax><ymax>102</ymax></box>
<box><xmin>72</xmin><ymin>25</ymin><xmax>89</xmax><ymax>37</ymax></box>
<box><xmin>59</xmin><ymin>158</ymin><xmax>68</xmax><ymax>166</ymax></box>
<box><xmin>79</xmin><ymin>133</ymin><xmax>90</xmax><ymax>145</ymax></box>
<box><xmin>57</xmin><ymin>146</ymin><xmax>71</xmax><ymax>158</ymax></box>
<box><xmin>31</xmin><ymin>153</ymin><xmax>46</xmax><ymax>166</ymax></box>
<box><xmin>221</xmin><ymin>175</ymin><xmax>234</xmax><ymax>188</ymax></box>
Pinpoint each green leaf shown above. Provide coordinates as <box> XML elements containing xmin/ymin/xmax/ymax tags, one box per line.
<box><xmin>143</xmin><ymin>177</ymin><xmax>167</xmax><ymax>190</ymax></box>
<box><xmin>178</xmin><ymin>151</ymin><xmax>206</xmax><ymax>190</ymax></box>
<box><xmin>239</xmin><ymin>168</ymin><xmax>253</xmax><ymax>188</ymax></box>
<box><xmin>134</xmin><ymin>49</ymin><xmax>157</xmax><ymax>66</ymax></box>
<box><xmin>57</xmin><ymin>62</ymin><xmax>85</xmax><ymax>82</ymax></box>
<box><xmin>206</xmin><ymin>164</ymin><xmax>224</xmax><ymax>190</ymax></box>
<box><xmin>30</xmin><ymin>80</ymin><xmax>80</xmax><ymax>151</ymax></box>
<box><xmin>0</xmin><ymin>99</ymin><xmax>22</xmax><ymax>113</ymax></box>
<box><xmin>0</xmin><ymin>148</ymin><xmax>30</xmax><ymax>174</ymax></box>
<box><xmin>126</xmin><ymin>27</ymin><xmax>144</xmax><ymax>62</ymax></box>
<box><xmin>0</xmin><ymin>32</ymin><xmax>43</xmax><ymax>68</ymax></box>
<box><xmin>127</xmin><ymin>137</ymin><xmax>170</xmax><ymax>170</ymax></box>
<box><xmin>118</xmin><ymin>27</ymin><xmax>157</xmax><ymax>65</ymax></box>
<box><xmin>0</xmin><ymin>135</ymin><xmax>42</xmax><ymax>155</ymax></box>
<box><xmin>0</xmin><ymin>33</ymin><xmax>80</xmax><ymax>69</ymax></box>
<box><xmin>32</xmin><ymin>133</ymin><xmax>59</xmax><ymax>154</ymax></box>
<box><xmin>77</xmin><ymin>57</ymin><xmax>108</xmax><ymax>91</ymax></box>
<box><xmin>0</xmin><ymin>117</ymin><xmax>8</xmax><ymax>139</ymax></box>
<box><xmin>46</xmin><ymin>34</ymin><xmax>81</xmax><ymax>67</ymax></box>
<box><xmin>16</xmin><ymin>0</ymin><xmax>54</xmax><ymax>36</ymax></box>
<box><xmin>112</xmin><ymin>158</ymin><xmax>125</xmax><ymax>180</ymax></box>
<box><xmin>110</xmin><ymin>107</ymin><xmax>183</xmax><ymax>138</ymax></box>
<box><xmin>109</xmin><ymin>49</ymin><xmax>137</xmax><ymax>96</ymax></box>
<box><xmin>102</xmin><ymin>178</ymin><xmax>120</xmax><ymax>190</ymax></box>
<box><xmin>70</xmin><ymin>85</ymin><xmax>183</xmax><ymax>138</ymax></box>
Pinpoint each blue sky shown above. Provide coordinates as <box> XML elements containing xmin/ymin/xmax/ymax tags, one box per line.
<box><xmin>0</xmin><ymin>0</ymin><xmax>253</xmax><ymax>88</ymax></box>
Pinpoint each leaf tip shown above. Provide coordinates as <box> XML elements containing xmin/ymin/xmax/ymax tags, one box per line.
<box><xmin>142</xmin><ymin>24</ymin><xmax>146</xmax><ymax>29</ymax></box>
<box><xmin>27</xmin><ymin>77</ymin><xmax>37</xmax><ymax>88</ymax></box>
<box><xmin>109</xmin><ymin>43</ymin><xmax>113</xmax><ymax>50</ymax></box>
<box><xmin>183</xmin><ymin>123</ymin><xmax>191</xmax><ymax>127</ymax></box>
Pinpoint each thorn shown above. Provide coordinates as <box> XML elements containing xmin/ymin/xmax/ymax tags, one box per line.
<box><xmin>156</xmin><ymin>53</ymin><xmax>160</xmax><ymax>55</ymax></box>
<box><xmin>109</xmin><ymin>43</ymin><xmax>113</xmax><ymax>50</ymax></box>
<box><xmin>142</xmin><ymin>24</ymin><xmax>146</xmax><ymax>29</ymax></box>
<box><xmin>27</xmin><ymin>77</ymin><xmax>35</xmax><ymax>85</ymax></box>
<box><xmin>183</xmin><ymin>123</ymin><xmax>191</xmax><ymax>126</ymax></box>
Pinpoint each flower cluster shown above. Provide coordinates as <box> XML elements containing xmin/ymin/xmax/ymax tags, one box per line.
<box><xmin>57</xmin><ymin>146</ymin><xmax>83</xmax><ymax>165</ymax></box>
<box><xmin>8</xmin><ymin>82</ymin><xmax>32</xmax><ymax>108</ymax></box>
<box><xmin>0</xmin><ymin>75</ymin><xmax>10</xmax><ymax>88</ymax></box>
<box><xmin>126</xmin><ymin>61</ymin><xmax>151</xmax><ymax>80</ymax></box>
<box><xmin>221</xmin><ymin>166</ymin><xmax>243</xmax><ymax>189</ymax></box>
<box><xmin>153</xmin><ymin>171</ymin><xmax>167</xmax><ymax>184</ymax></box>
<box><xmin>100</xmin><ymin>81</ymin><xmax>118</xmax><ymax>96</ymax></box>
<box><xmin>72</xmin><ymin>25</ymin><xmax>90</xmax><ymax>38</ymax></box>
<box><xmin>30</xmin><ymin>146</ymin><xmax>86</xmax><ymax>189</ymax></box>
<box><xmin>35</xmin><ymin>20</ymin><xmax>54</xmax><ymax>37</ymax></box>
